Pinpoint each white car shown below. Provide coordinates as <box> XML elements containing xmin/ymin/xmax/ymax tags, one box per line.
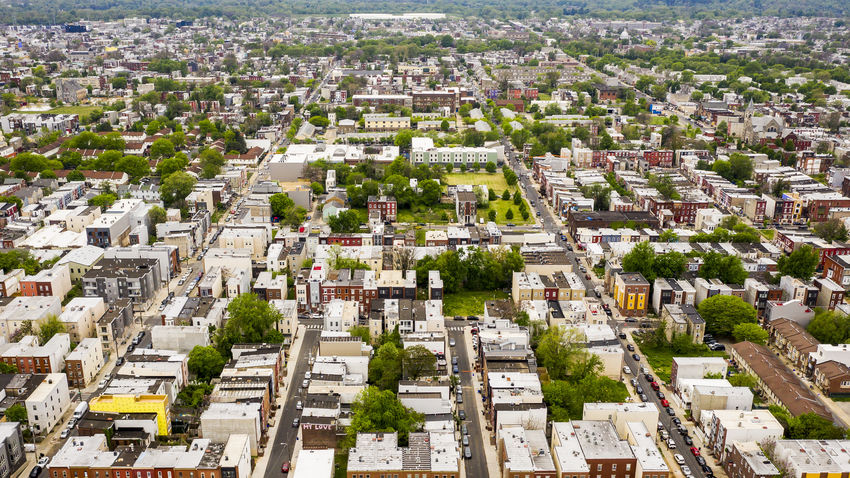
<box><xmin>37</xmin><ymin>458</ymin><xmax>49</xmax><ymax>467</ymax></box>
<box><xmin>674</xmin><ymin>454</ymin><xmax>685</xmax><ymax>465</ymax></box>
<box><xmin>682</xmin><ymin>466</ymin><xmax>692</xmax><ymax>475</ymax></box>
<box><xmin>304</xmin><ymin>372</ymin><xmax>312</xmax><ymax>380</ymax></box>
<box><xmin>667</xmin><ymin>439</ymin><xmax>676</xmax><ymax>449</ymax></box>
<box><xmin>622</xmin><ymin>366</ymin><xmax>631</xmax><ymax>375</ymax></box>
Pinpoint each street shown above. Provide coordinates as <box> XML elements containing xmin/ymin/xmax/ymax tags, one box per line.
<box><xmin>263</xmin><ymin>328</ymin><xmax>321</xmax><ymax>478</ymax></box>
<box><xmin>447</xmin><ymin>319</ymin><xmax>488</xmax><ymax>478</ymax></box>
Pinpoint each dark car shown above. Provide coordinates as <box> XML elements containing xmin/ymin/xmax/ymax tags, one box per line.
<box><xmin>696</xmin><ymin>456</ymin><xmax>707</xmax><ymax>466</ymax></box>
<box><xmin>127</xmin><ymin>344</ymin><xmax>135</xmax><ymax>353</ymax></box>
<box><xmin>618</xmin><ymin>333</ymin><xmax>627</xmax><ymax>339</ymax></box>
<box><xmin>627</xmin><ymin>344</ymin><xmax>635</xmax><ymax>351</ymax></box>
<box><xmin>29</xmin><ymin>467</ymin><xmax>42</xmax><ymax>478</ymax></box>
<box><xmin>684</xmin><ymin>436</ymin><xmax>693</xmax><ymax>446</ymax></box>
<box><xmin>632</xmin><ymin>354</ymin><xmax>640</xmax><ymax>361</ymax></box>
<box><xmin>645</xmin><ymin>374</ymin><xmax>654</xmax><ymax>382</ymax></box>
<box><xmin>116</xmin><ymin>357</ymin><xmax>125</xmax><ymax>366</ymax></box>
<box><xmin>635</xmin><ymin>386</ymin><xmax>644</xmax><ymax>394</ymax></box>
<box><xmin>639</xmin><ymin>394</ymin><xmax>648</xmax><ymax>402</ymax></box>
<box><xmin>458</xmin><ymin>410</ymin><xmax>466</xmax><ymax>420</ymax></box>
<box><xmin>701</xmin><ymin>465</ymin><xmax>713</xmax><ymax>474</ymax></box>
<box><xmin>656</xmin><ymin>391</ymin><xmax>665</xmax><ymax>400</ymax></box>
<box><xmin>666</xmin><ymin>407</ymin><xmax>675</xmax><ymax>416</ymax></box>
<box><xmin>672</xmin><ymin>417</ymin><xmax>681</xmax><ymax>426</ymax></box>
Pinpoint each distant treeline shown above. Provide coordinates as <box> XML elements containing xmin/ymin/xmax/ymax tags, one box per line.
<box><xmin>2</xmin><ymin>0</ymin><xmax>849</xmax><ymax>25</ymax></box>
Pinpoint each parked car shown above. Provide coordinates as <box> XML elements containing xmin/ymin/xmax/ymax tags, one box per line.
<box><xmin>449</xmin><ymin>338</ymin><xmax>456</xmax><ymax>347</ymax></box>
<box><xmin>302</xmin><ymin>379</ymin><xmax>309</xmax><ymax>388</ymax></box>
<box><xmin>650</xmin><ymin>381</ymin><xmax>660</xmax><ymax>391</ymax></box>
<box><xmin>458</xmin><ymin>410</ymin><xmax>466</xmax><ymax>420</ymax></box>
<box><xmin>666</xmin><ymin>407</ymin><xmax>675</xmax><ymax>416</ymax></box>
<box><xmin>682</xmin><ymin>466</ymin><xmax>692</xmax><ymax>476</ymax></box>
<box><xmin>660</xmin><ymin>399</ymin><xmax>669</xmax><ymax>408</ymax></box>
<box><xmin>116</xmin><ymin>357</ymin><xmax>125</xmax><ymax>366</ymax></box>
<box><xmin>304</xmin><ymin>372</ymin><xmax>311</xmax><ymax>380</ymax></box>
<box><xmin>630</xmin><ymin>378</ymin><xmax>638</xmax><ymax>387</ymax></box>
<box><xmin>462</xmin><ymin>435</ymin><xmax>469</xmax><ymax>446</ymax></box>
<box><xmin>292</xmin><ymin>418</ymin><xmax>300</xmax><ymax>427</ymax></box>
<box><xmin>463</xmin><ymin>447</ymin><xmax>471</xmax><ymax>460</ymax></box>
<box><xmin>657</xmin><ymin>391</ymin><xmax>665</xmax><ymax>400</ymax></box>
<box><xmin>635</xmin><ymin>385</ymin><xmax>644</xmax><ymax>394</ymax></box>
<box><xmin>59</xmin><ymin>430</ymin><xmax>70</xmax><ymax>439</ymax></box>
<box><xmin>674</xmin><ymin>454</ymin><xmax>685</xmax><ymax>465</ymax></box>
<box><xmin>684</xmin><ymin>436</ymin><xmax>693</xmax><ymax>446</ymax></box>
<box><xmin>696</xmin><ymin>456</ymin><xmax>707</xmax><ymax>466</ymax></box>
<box><xmin>37</xmin><ymin>458</ymin><xmax>49</xmax><ymax>467</ymax></box>
<box><xmin>639</xmin><ymin>394</ymin><xmax>648</xmax><ymax>402</ymax></box>
<box><xmin>281</xmin><ymin>462</ymin><xmax>290</xmax><ymax>473</ymax></box>
<box><xmin>452</xmin><ymin>357</ymin><xmax>458</xmax><ymax>365</ymax></box>
<box><xmin>296</xmin><ymin>401</ymin><xmax>302</xmax><ymax>410</ymax></box>
<box><xmin>627</xmin><ymin>344</ymin><xmax>635</xmax><ymax>351</ymax></box>
<box><xmin>461</xmin><ymin>424</ymin><xmax>468</xmax><ymax>435</ymax></box>
<box><xmin>453</xmin><ymin>365</ymin><xmax>459</xmax><ymax>374</ymax></box>
<box><xmin>618</xmin><ymin>332</ymin><xmax>627</xmax><ymax>339</ymax></box>
<box><xmin>632</xmin><ymin>354</ymin><xmax>640</xmax><ymax>361</ymax></box>
<box><xmin>667</xmin><ymin>439</ymin><xmax>676</xmax><ymax>449</ymax></box>
<box><xmin>29</xmin><ymin>466</ymin><xmax>42</xmax><ymax>478</ymax></box>
<box><xmin>690</xmin><ymin>447</ymin><xmax>701</xmax><ymax>456</ymax></box>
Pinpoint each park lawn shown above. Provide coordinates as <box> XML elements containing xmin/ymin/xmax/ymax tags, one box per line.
<box><xmin>480</xmin><ymin>198</ymin><xmax>533</xmax><ymax>225</ymax></box>
<box><xmin>638</xmin><ymin>343</ymin><xmax>726</xmax><ymax>383</ymax></box>
<box><xmin>444</xmin><ymin>172</ymin><xmax>517</xmax><ymax>194</ymax></box>
<box><xmin>17</xmin><ymin>105</ymin><xmax>104</xmax><ymax>115</ymax></box>
<box><xmin>443</xmin><ymin>290</ymin><xmax>510</xmax><ymax>317</ymax></box>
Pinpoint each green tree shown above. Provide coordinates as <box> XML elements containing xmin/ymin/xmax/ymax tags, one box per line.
<box><xmin>505</xmin><ymin>208</ymin><xmax>514</xmax><ymax>220</ymax></box>
<box><xmin>732</xmin><ymin>323</ymin><xmax>769</xmax><ymax>345</ymax></box>
<box><xmin>115</xmin><ymin>155</ymin><xmax>150</xmax><ymax>183</ymax></box>
<box><xmin>728</xmin><ymin>153</ymin><xmax>755</xmax><ymax>182</ymax></box>
<box><xmin>160</xmin><ymin>172</ymin><xmax>196</xmax><ymax>208</ymax></box>
<box><xmin>156</xmin><ymin>155</ymin><xmax>189</xmax><ymax>181</ymax></box>
<box><xmin>216</xmin><ymin>294</ymin><xmax>283</xmax><ymax>357</ymax></box>
<box><xmin>348</xmin><ymin>325</ymin><xmax>371</xmax><ymax>344</ymax></box>
<box><xmin>806</xmin><ymin>309</ymin><xmax>850</xmax><ymax>344</ymax></box>
<box><xmin>488</xmin><ymin>210</ymin><xmax>497</xmax><ymax>221</ymax></box>
<box><xmin>148</xmin><ymin>206</ymin><xmax>167</xmax><ymax>235</ymax></box>
<box><xmin>420</xmin><ymin>180</ymin><xmax>441</xmax><ymax>206</ymax></box>
<box><xmin>5</xmin><ymin>404</ymin><xmax>27</xmax><ymax>423</ymax></box>
<box><xmin>621</xmin><ymin>241</ymin><xmax>657</xmax><ymax>283</ymax></box>
<box><xmin>402</xmin><ymin>345</ymin><xmax>437</xmax><ymax>380</ymax></box>
<box><xmin>512</xmin><ymin>190</ymin><xmax>522</xmax><ymax>205</ymax></box>
<box><xmin>149</xmin><ymin>138</ymin><xmax>176</xmax><ymax>161</ymax></box>
<box><xmin>328</xmin><ymin>210</ymin><xmax>361</xmax><ymax>233</ymax></box>
<box><xmin>653</xmin><ymin>251</ymin><xmax>687</xmax><ymax>279</ymax></box>
<box><xmin>88</xmin><ymin>193</ymin><xmax>118</xmax><ymax>211</ymax></box>
<box><xmin>269</xmin><ymin>193</ymin><xmax>295</xmax><ymax>219</ymax></box>
<box><xmin>345</xmin><ymin>386</ymin><xmax>424</xmax><ymax>448</ymax></box>
<box><xmin>728</xmin><ymin>373</ymin><xmax>759</xmax><ymax>389</ymax></box>
<box><xmin>0</xmin><ymin>362</ymin><xmax>17</xmax><ymax>374</ymax></box>
<box><xmin>543</xmin><ymin>376</ymin><xmax>629</xmax><ymax>421</ymax></box>
<box><xmin>659</xmin><ymin>230</ymin><xmax>678</xmax><ymax>242</ymax></box>
<box><xmin>813</xmin><ymin>219</ymin><xmax>849</xmax><ymax>243</ymax></box>
<box><xmin>536</xmin><ymin>326</ymin><xmax>601</xmax><ymax>381</ymax></box>
<box><xmin>37</xmin><ymin>315</ymin><xmax>65</xmax><ymax>344</ymax></box>
<box><xmin>394</xmin><ymin>130</ymin><xmax>415</xmax><ymax>149</ymax></box>
<box><xmin>198</xmin><ymin>149</ymin><xmax>225</xmax><ymax>179</ymax></box>
<box><xmin>699</xmin><ymin>251</ymin><xmax>748</xmax><ymax>284</ymax></box>
<box><xmin>698</xmin><ymin>294</ymin><xmax>757</xmax><ymax>337</ymax></box>
<box><xmin>67</xmin><ymin>170</ymin><xmax>85</xmax><ymax>182</ymax></box>
<box><xmin>368</xmin><ymin>343</ymin><xmax>402</xmax><ymax>391</ymax></box>
<box><xmin>187</xmin><ymin>345</ymin><xmax>226</xmax><ymax>382</ymax></box>
<box><xmin>777</xmin><ymin>244</ymin><xmax>820</xmax><ymax>280</ymax></box>
<box><xmin>310</xmin><ymin>181</ymin><xmax>324</xmax><ymax>196</ymax></box>
<box><xmin>501</xmin><ymin>190</ymin><xmax>511</xmax><ymax>201</ymax></box>
<box><xmin>485</xmin><ymin>161</ymin><xmax>497</xmax><ymax>173</ymax></box>
<box><xmin>177</xmin><ymin>383</ymin><xmax>213</xmax><ymax>408</ymax></box>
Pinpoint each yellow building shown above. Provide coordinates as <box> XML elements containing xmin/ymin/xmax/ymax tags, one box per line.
<box><xmin>612</xmin><ymin>272</ymin><xmax>649</xmax><ymax>317</ymax></box>
<box><xmin>89</xmin><ymin>394</ymin><xmax>171</xmax><ymax>435</ymax></box>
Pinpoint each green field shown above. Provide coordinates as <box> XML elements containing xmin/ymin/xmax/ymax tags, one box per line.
<box><xmin>444</xmin><ymin>172</ymin><xmax>517</xmax><ymax>194</ymax></box>
<box><xmin>443</xmin><ymin>290</ymin><xmax>511</xmax><ymax>316</ymax></box>
<box><xmin>636</xmin><ymin>342</ymin><xmax>726</xmax><ymax>383</ymax></box>
<box><xmin>480</xmin><ymin>198</ymin><xmax>533</xmax><ymax>225</ymax></box>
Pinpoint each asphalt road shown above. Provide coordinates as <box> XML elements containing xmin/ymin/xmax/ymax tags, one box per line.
<box><xmin>264</xmin><ymin>328</ymin><xmax>321</xmax><ymax>478</ymax></box>
<box><xmin>446</xmin><ymin>320</ymin><xmax>487</xmax><ymax>478</ymax></box>
<box><xmin>622</xmin><ymin>345</ymin><xmax>712</xmax><ymax>478</ymax></box>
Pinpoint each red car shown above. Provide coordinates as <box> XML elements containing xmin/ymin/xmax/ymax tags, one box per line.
<box><xmin>690</xmin><ymin>447</ymin><xmax>700</xmax><ymax>456</ymax></box>
<box><xmin>650</xmin><ymin>381</ymin><xmax>660</xmax><ymax>391</ymax></box>
<box><xmin>281</xmin><ymin>462</ymin><xmax>290</xmax><ymax>473</ymax></box>
<box><xmin>660</xmin><ymin>399</ymin><xmax>669</xmax><ymax>408</ymax></box>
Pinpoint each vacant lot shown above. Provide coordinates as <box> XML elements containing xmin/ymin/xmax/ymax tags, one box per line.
<box><xmin>480</xmin><ymin>198</ymin><xmax>533</xmax><ymax>225</ymax></box>
<box><xmin>443</xmin><ymin>290</ymin><xmax>510</xmax><ymax>316</ymax></box>
<box><xmin>444</xmin><ymin>172</ymin><xmax>516</xmax><ymax>194</ymax></box>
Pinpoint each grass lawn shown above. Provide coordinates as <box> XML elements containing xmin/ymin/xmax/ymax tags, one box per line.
<box><xmin>758</xmin><ymin>228</ymin><xmax>775</xmax><ymax>240</ymax></box>
<box><xmin>649</xmin><ymin>116</ymin><xmax>668</xmax><ymax>125</ymax></box>
<box><xmin>480</xmin><ymin>198</ymin><xmax>533</xmax><ymax>225</ymax></box>
<box><xmin>637</xmin><ymin>343</ymin><xmax>726</xmax><ymax>383</ymax></box>
<box><xmin>444</xmin><ymin>172</ymin><xmax>517</xmax><ymax>194</ymax></box>
<box><xmin>397</xmin><ymin>206</ymin><xmax>454</xmax><ymax>224</ymax></box>
<box><xmin>443</xmin><ymin>290</ymin><xmax>510</xmax><ymax>316</ymax></box>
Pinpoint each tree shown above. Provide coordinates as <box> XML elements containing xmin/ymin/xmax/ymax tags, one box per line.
<box><xmin>536</xmin><ymin>326</ymin><xmax>601</xmax><ymax>381</ymax></box>
<box><xmin>5</xmin><ymin>404</ymin><xmax>27</xmax><ymax>423</ymax></box>
<box><xmin>345</xmin><ymin>386</ymin><xmax>424</xmax><ymax>447</ymax></box>
<box><xmin>659</xmin><ymin>230</ymin><xmax>678</xmax><ymax>242</ymax></box>
<box><xmin>505</xmin><ymin>208</ymin><xmax>514</xmax><ymax>220</ymax></box>
<box><xmin>501</xmin><ymin>190</ymin><xmax>511</xmax><ymax>201</ymax></box>
<box><xmin>0</xmin><ymin>363</ymin><xmax>16</xmax><ymax>374</ymax></box>
<box><xmin>216</xmin><ymin>294</ymin><xmax>283</xmax><ymax>357</ymax></box>
<box><xmin>728</xmin><ymin>373</ymin><xmax>759</xmax><ymax>390</ymax></box>
<box><xmin>148</xmin><ymin>206</ymin><xmax>167</xmax><ymax>235</ymax></box>
<box><xmin>328</xmin><ymin>210</ymin><xmax>361</xmax><ymax>233</ymax></box>
<box><xmin>348</xmin><ymin>325</ymin><xmax>371</xmax><ymax>344</ymax></box>
<box><xmin>88</xmin><ymin>193</ymin><xmax>118</xmax><ymax>211</ymax></box>
<box><xmin>513</xmin><ymin>190</ymin><xmax>522</xmax><ymax>205</ymax></box>
<box><xmin>67</xmin><ymin>170</ymin><xmax>85</xmax><ymax>182</ymax></box>
<box><xmin>777</xmin><ymin>244</ymin><xmax>820</xmax><ymax>280</ymax></box>
<box><xmin>485</xmin><ymin>161</ymin><xmax>497</xmax><ymax>173</ymax></box>
<box><xmin>269</xmin><ymin>193</ymin><xmax>295</xmax><ymax>219</ymax></box>
<box><xmin>503</xmin><ymin>168</ymin><xmax>518</xmax><ymax>186</ymax></box>
<box><xmin>198</xmin><ymin>149</ymin><xmax>225</xmax><ymax>179</ymax></box>
<box><xmin>394</xmin><ymin>130</ymin><xmax>415</xmax><ymax>149</ymax></box>
<box><xmin>488</xmin><ymin>210</ymin><xmax>497</xmax><ymax>221</ymax></box>
<box><xmin>622</xmin><ymin>241</ymin><xmax>657</xmax><ymax>283</ymax></box>
<box><xmin>420</xmin><ymin>180</ymin><xmax>441</xmax><ymax>206</ymax></box>
<box><xmin>732</xmin><ymin>323</ymin><xmax>769</xmax><ymax>345</ymax></box>
<box><xmin>728</xmin><ymin>153</ymin><xmax>754</xmax><ymax>181</ymax></box>
<box><xmin>648</xmin><ymin>174</ymin><xmax>680</xmax><ymax>200</ymax></box>
<box><xmin>37</xmin><ymin>315</ymin><xmax>65</xmax><ymax>344</ymax></box>
<box><xmin>786</xmin><ymin>413</ymin><xmax>847</xmax><ymax>439</ymax></box>
<box><xmin>115</xmin><ymin>155</ymin><xmax>150</xmax><ymax>183</ymax></box>
<box><xmin>156</xmin><ymin>155</ymin><xmax>189</xmax><ymax>181</ymax></box>
<box><xmin>806</xmin><ymin>308</ymin><xmax>850</xmax><ymax>344</ymax></box>
<box><xmin>653</xmin><ymin>251</ymin><xmax>687</xmax><ymax>279</ymax></box>
<box><xmin>160</xmin><ymin>172</ymin><xmax>196</xmax><ymax>208</ymax></box>
<box><xmin>310</xmin><ymin>181</ymin><xmax>324</xmax><ymax>196</ymax></box>
<box><xmin>698</xmin><ymin>294</ymin><xmax>757</xmax><ymax>337</ymax></box>
<box><xmin>187</xmin><ymin>346</ymin><xmax>226</xmax><ymax>382</ymax></box>
<box><xmin>149</xmin><ymin>138</ymin><xmax>176</xmax><ymax>160</ymax></box>
<box><xmin>813</xmin><ymin>219</ymin><xmax>848</xmax><ymax>243</ymax></box>
<box><xmin>402</xmin><ymin>345</ymin><xmax>437</xmax><ymax>380</ymax></box>
<box><xmin>699</xmin><ymin>251</ymin><xmax>748</xmax><ymax>284</ymax></box>
<box><xmin>543</xmin><ymin>375</ymin><xmax>629</xmax><ymax>421</ymax></box>
<box><xmin>581</xmin><ymin>183</ymin><xmax>611</xmax><ymax>211</ymax></box>
<box><xmin>368</xmin><ymin>343</ymin><xmax>402</xmax><ymax>391</ymax></box>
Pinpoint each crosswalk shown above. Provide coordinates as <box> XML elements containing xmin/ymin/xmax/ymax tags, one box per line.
<box><xmin>446</xmin><ymin>326</ymin><xmax>467</xmax><ymax>331</ymax></box>
<box><xmin>303</xmin><ymin>324</ymin><xmax>323</xmax><ymax>329</ymax></box>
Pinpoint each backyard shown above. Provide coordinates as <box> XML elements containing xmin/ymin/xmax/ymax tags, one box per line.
<box><xmin>443</xmin><ymin>290</ymin><xmax>510</xmax><ymax>317</ymax></box>
<box><xmin>634</xmin><ymin>336</ymin><xmax>727</xmax><ymax>383</ymax></box>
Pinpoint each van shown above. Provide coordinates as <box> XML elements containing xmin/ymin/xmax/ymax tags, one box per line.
<box><xmin>73</xmin><ymin>402</ymin><xmax>88</xmax><ymax>420</ymax></box>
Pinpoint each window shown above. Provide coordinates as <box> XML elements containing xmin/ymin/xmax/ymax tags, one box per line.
<box><xmin>612</xmin><ymin>465</ymin><xmax>617</xmax><ymax>471</ymax></box>
<box><xmin>626</xmin><ymin>465</ymin><xmax>631</xmax><ymax>471</ymax></box>
<box><xmin>597</xmin><ymin>465</ymin><xmax>602</xmax><ymax>472</ymax></box>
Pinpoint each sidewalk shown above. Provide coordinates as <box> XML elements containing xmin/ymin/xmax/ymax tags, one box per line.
<box><xmin>251</xmin><ymin>324</ymin><xmax>306</xmax><ymax>478</ymax></box>
<box><xmin>464</xmin><ymin>328</ymin><xmax>501</xmax><ymax>478</ymax></box>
